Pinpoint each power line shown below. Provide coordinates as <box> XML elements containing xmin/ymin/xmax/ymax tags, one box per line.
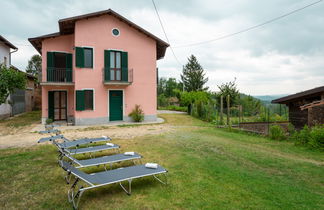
<box><xmin>174</xmin><ymin>0</ymin><xmax>323</xmax><ymax>48</ymax></box>
<box><xmin>151</xmin><ymin>0</ymin><xmax>183</xmax><ymax>66</ymax></box>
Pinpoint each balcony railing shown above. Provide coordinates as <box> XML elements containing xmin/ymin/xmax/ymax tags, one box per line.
<box><xmin>103</xmin><ymin>68</ymin><xmax>133</xmax><ymax>85</ymax></box>
<box><xmin>47</xmin><ymin>68</ymin><xmax>72</xmax><ymax>83</ymax></box>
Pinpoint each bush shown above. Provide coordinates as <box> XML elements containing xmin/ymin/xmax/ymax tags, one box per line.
<box><xmin>46</xmin><ymin>118</ymin><xmax>53</xmax><ymax>124</ymax></box>
<box><xmin>292</xmin><ymin>125</ymin><xmax>311</xmax><ymax>146</ymax></box>
<box><xmin>157</xmin><ymin>94</ymin><xmax>168</xmax><ymax>107</ymax></box>
<box><xmin>269</xmin><ymin>125</ymin><xmax>286</xmax><ymax>140</ymax></box>
<box><xmin>159</xmin><ymin>105</ymin><xmax>187</xmax><ymax>112</ymax></box>
<box><xmin>128</xmin><ymin>104</ymin><xmax>144</xmax><ymax>122</ymax></box>
<box><xmin>309</xmin><ymin>126</ymin><xmax>324</xmax><ymax>149</ymax></box>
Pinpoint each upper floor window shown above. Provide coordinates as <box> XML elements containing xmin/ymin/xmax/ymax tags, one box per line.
<box><xmin>75</xmin><ymin>47</ymin><xmax>93</xmax><ymax>68</ymax></box>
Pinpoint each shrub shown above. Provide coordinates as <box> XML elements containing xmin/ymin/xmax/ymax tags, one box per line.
<box><xmin>157</xmin><ymin>94</ymin><xmax>168</xmax><ymax>107</ymax></box>
<box><xmin>292</xmin><ymin>125</ymin><xmax>311</xmax><ymax>146</ymax></box>
<box><xmin>46</xmin><ymin>118</ymin><xmax>53</xmax><ymax>124</ymax></box>
<box><xmin>129</xmin><ymin>104</ymin><xmax>144</xmax><ymax>122</ymax></box>
<box><xmin>269</xmin><ymin>125</ymin><xmax>286</xmax><ymax>140</ymax></box>
<box><xmin>309</xmin><ymin>126</ymin><xmax>324</xmax><ymax>149</ymax></box>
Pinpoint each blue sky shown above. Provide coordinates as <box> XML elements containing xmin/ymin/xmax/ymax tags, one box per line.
<box><xmin>1</xmin><ymin>0</ymin><xmax>324</xmax><ymax>95</ymax></box>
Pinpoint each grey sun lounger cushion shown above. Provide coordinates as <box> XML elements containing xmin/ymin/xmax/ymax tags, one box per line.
<box><xmin>62</xmin><ymin>144</ymin><xmax>120</xmax><ymax>155</ymax></box>
<box><xmin>61</xmin><ymin>160</ymin><xmax>167</xmax><ymax>185</ymax></box>
<box><xmin>38</xmin><ymin>134</ymin><xmax>64</xmax><ymax>143</ymax></box>
<box><xmin>67</xmin><ymin>153</ymin><xmax>142</xmax><ymax>168</ymax></box>
<box><xmin>57</xmin><ymin>136</ymin><xmax>111</xmax><ymax>149</ymax></box>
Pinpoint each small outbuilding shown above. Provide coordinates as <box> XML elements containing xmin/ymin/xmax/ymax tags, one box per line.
<box><xmin>272</xmin><ymin>86</ymin><xmax>324</xmax><ymax>129</ymax></box>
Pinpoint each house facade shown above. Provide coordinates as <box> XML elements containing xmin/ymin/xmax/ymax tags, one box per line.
<box><xmin>29</xmin><ymin>9</ymin><xmax>168</xmax><ymax>125</ymax></box>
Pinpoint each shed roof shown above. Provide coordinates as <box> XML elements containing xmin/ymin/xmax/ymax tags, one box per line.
<box><xmin>28</xmin><ymin>9</ymin><xmax>169</xmax><ymax>60</ymax></box>
<box><xmin>0</xmin><ymin>35</ymin><xmax>18</xmax><ymax>49</ymax></box>
<box><xmin>272</xmin><ymin>86</ymin><xmax>324</xmax><ymax>104</ymax></box>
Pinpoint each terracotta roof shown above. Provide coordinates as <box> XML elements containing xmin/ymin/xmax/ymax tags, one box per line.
<box><xmin>272</xmin><ymin>86</ymin><xmax>324</xmax><ymax>104</ymax></box>
<box><xmin>0</xmin><ymin>35</ymin><xmax>17</xmax><ymax>49</ymax></box>
<box><xmin>28</xmin><ymin>9</ymin><xmax>169</xmax><ymax>60</ymax></box>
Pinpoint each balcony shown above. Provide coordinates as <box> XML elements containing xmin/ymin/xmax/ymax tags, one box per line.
<box><xmin>103</xmin><ymin>68</ymin><xmax>133</xmax><ymax>85</ymax></box>
<box><xmin>41</xmin><ymin>68</ymin><xmax>74</xmax><ymax>86</ymax></box>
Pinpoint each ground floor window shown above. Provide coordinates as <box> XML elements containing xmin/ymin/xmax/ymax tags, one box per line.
<box><xmin>76</xmin><ymin>89</ymin><xmax>94</xmax><ymax>111</ymax></box>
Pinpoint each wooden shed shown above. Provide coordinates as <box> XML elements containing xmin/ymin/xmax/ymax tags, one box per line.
<box><xmin>272</xmin><ymin>86</ymin><xmax>324</xmax><ymax>129</ymax></box>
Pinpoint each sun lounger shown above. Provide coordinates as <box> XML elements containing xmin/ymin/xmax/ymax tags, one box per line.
<box><xmin>63</xmin><ymin>152</ymin><xmax>142</xmax><ymax>169</ymax></box>
<box><xmin>39</xmin><ymin>129</ymin><xmax>60</xmax><ymax>134</ymax></box>
<box><xmin>38</xmin><ymin>135</ymin><xmax>111</xmax><ymax>148</ymax></box>
<box><xmin>56</xmin><ymin>143</ymin><xmax>120</xmax><ymax>156</ymax></box>
<box><xmin>60</xmin><ymin>160</ymin><xmax>168</xmax><ymax>209</ymax></box>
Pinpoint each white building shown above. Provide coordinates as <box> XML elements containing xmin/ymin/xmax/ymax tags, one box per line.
<box><xmin>0</xmin><ymin>35</ymin><xmax>18</xmax><ymax>119</ymax></box>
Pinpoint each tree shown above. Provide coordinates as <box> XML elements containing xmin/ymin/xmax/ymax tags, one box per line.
<box><xmin>26</xmin><ymin>54</ymin><xmax>41</xmax><ymax>79</ymax></box>
<box><xmin>181</xmin><ymin>55</ymin><xmax>208</xmax><ymax>92</ymax></box>
<box><xmin>217</xmin><ymin>78</ymin><xmax>239</xmax><ymax>107</ymax></box>
<box><xmin>0</xmin><ymin>65</ymin><xmax>26</xmax><ymax>104</ymax></box>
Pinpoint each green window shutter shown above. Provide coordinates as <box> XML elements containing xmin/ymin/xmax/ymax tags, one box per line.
<box><xmin>66</xmin><ymin>53</ymin><xmax>72</xmax><ymax>82</ymax></box>
<box><xmin>47</xmin><ymin>52</ymin><xmax>54</xmax><ymax>68</ymax></box>
<box><xmin>76</xmin><ymin>90</ymin><xmax>85</xmax><ymax>111</ymax></box>
<box><xmin>121</xmin><ymin>51</ymin><xmax>128</xmax><ymax>82</ymax></box>
<box><xmin>104</xmin><ymin>50</ymin><xmax>111</xmax><ymax>81</ymax></box>
<box><xmin>75</xmin><ymin>47</ymin><xmax>84</xmax><ymax>68</ymax></box>
<box><xmin>47</xmin><ymin>52</ymin><xmax>54</xmax><ymax>81</ymax></box>
<box><xmin>48</xmin><ymin>91</ymin><xmax>54</xmax><ymax>120</ymax></box>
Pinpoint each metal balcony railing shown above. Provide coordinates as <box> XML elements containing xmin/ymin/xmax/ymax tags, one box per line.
<box><xmin>103</xmin><ymin>68</ymin><xmax>133</xmax><ymax>84</ymax></box>
<box><xmin>46</xmin><ymin>68</ymin><xmax>72</xmax><ymax>82</ymax></box>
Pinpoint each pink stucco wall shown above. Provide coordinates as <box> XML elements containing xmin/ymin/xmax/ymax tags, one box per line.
<box><xmin>41</xmin><ymin>14</ymin><xmax>157</xmax><ymax>122</ymax></box>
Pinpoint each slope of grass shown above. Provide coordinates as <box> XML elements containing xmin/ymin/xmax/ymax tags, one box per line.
<box><xmin>0</xmin><ymin>110</ymin><xmax>40</xmax><ymax>128</ymax></box>
<box><xmin>0</xmin><ymin>114</ymin><xmax>323</xmax><ymax>209</ymax></box>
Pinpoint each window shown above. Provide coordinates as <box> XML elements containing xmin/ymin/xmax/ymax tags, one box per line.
<box><xmin>112</xmin><ymin>28</ymin><xmax>120</xmax><ymax>36</ymax></box>
<box><xmin>47</xmin><ymin>52</ymin><xmax>72</xmax><ymax>82</ymax></box>
<box><xmin>75</xmin><ymin>47</ymin><xmax>93</xmax><ymax>68</ymax></box>
<box><xmin>76</xmin><ymin>90</ymin><xmax>94</xmax><ymax>111</ymax></box>
<box><xmin>84</xmin><ymin>48</ymin><xmax>93</xmax><ymax>68</ymax></box>
<box><xmin>110</xmin><ymin>51</ymin><xmax>121</xmax><ymax>81</ymax></box>
<box><xmin>84</xmin><ymin>90</ymin><xmax>94</xmax><ymax>110</ymax></box>
<box><xmin>3</xmin><ymin>57</ymin><xmax>7</xmax><ymax>66</ymax></box>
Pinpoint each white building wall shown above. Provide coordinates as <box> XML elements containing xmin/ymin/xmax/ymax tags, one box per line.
<box><xmin>0</xmin><ymin>42</ymin><xmax>12</xmax><ymax>119</ymax></box>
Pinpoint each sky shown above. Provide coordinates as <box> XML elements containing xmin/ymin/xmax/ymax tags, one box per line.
<box><xmin>1</xmin><ymin>0</ymin><xmax>324</xmax><ymax>95</ymax></box>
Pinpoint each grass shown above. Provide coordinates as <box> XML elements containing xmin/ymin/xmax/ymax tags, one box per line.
<box><xmin>0</xmin><ymin>114</ymin><xmax>323</xmax><ymax>209</ymax></box>
<box><xmin>0</xmin><ymin>110</ymin><xmax>40</xmax><ymax>128</ymax></box>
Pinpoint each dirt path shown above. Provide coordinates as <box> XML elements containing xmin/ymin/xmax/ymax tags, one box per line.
<box><xmin>0</xmin><ymin>123</ymin><xmax>175</xmax><ymax>149</ymax></box>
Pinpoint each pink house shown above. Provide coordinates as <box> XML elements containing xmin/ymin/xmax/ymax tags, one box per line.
<box><xmin>29</xmin><ymin>9</ymin><xmax>169</xmax><ymax>125</ymax></box>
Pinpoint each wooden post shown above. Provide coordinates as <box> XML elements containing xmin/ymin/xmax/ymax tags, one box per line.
<box><xmin>220</xmin><ymin>96</ymin><xmax>224</xmax><ymax>125</ymax></box>
<box><xmin>227</xmin><ymin>95</ymin><xmax>230</xmax><ymax>128</ymax></box>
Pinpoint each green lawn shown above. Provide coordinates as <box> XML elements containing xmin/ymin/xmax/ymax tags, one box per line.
<box><xmin>0</xmin><ymin>114</ymin><xmax>323</xmax><ymax>209</ymax></box>
<box><xmin>0</xmin><ymin>110</ymin><xmax>41</xmax><ymax>128</ymax></box>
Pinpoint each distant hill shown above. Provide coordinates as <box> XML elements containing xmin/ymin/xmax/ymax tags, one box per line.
<box><xmin>253</xmin><ymin>94</ymin><xmax>288</xmax><ymax>102</ymax></box>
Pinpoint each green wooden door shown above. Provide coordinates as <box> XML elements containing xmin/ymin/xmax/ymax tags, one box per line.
<box><xmin>109</xmin><ymin>90</ymin><xmax>123</xmax><ymax>121</ymax></box>
<box><xmin>48</xmin><ymin>91</ymin><xmax>54</xmax><ymax>121</ymax></box>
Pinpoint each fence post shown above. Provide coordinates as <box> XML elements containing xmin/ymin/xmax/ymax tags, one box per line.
<box><xmin>220</xmin><ymin>96</ymin><xmax>224</xmax><ymax>125</ymax></box>
<box><xmin>227</xmin><ymin>95</ymin><xmax>230</xmax><ymax>128</ymax></box>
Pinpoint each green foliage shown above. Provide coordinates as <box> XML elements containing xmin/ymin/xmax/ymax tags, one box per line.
<box><xmin>157</xmin><ymin>94</ymin><xmax>168</xmax><ymax>107</ymax></box>
<box><xmin>238</xmin><ymin>94</ymin><xmax>262</xmax><ymax>116</ymax></box>
<box><xmin>45</xmin><ymin>118</ymin><xmax>53</xmax><ymax>125</ymax></box>
<box><xmin>269</xmin><ymin>125</ymin><xmax>286</xmax><ymax>140</ymax></box>
<box><xmin>309</xmin><ymin>126</ymin><xmax>324</xmax><ymax>149</ymax></box>
<box><xmin>179</xmin><ymin>91</ymin><xmax>209</xmax><ymax>107</ymax></box>
<box><xmin>26</xmin><ymin>54</ymin><xmax>42</xmax><ymax>80</ymax></box>
<box><xmin>0</xmin><ymin>65</ymin><xmax>26</xmax><ymax>105</ymax></box>
<box><xmin>181</xmin><ymin>55</ymin><xmax>208</xmax><ymax>92</ymax></box>
<box><xmin>291</xmin><ymin>125</ymin><xmax>324</xmax><ymax>150</ymax></box>
<box><xmin>128</xmin><ymin>104</ymin><xmax>144</xmax><ymax>122</ymax></box>
<box><xmin>158</xmin><ymin>77</ymin><xmax>182</xmax><ymax>98</ymax></box>
<box><xmin>158</xmin><ymin>105</ymin><xmax>187</xmax><ymax>112</ymax></box>
<box><xmin>217</xmin><ymin>79</ymin><xmax>239</xmax><ymax>107</ymax></box>
<box><xmin>191</xmin><ymin>101</ymin><xmax>217</xmax><ymax>122</ymax></box>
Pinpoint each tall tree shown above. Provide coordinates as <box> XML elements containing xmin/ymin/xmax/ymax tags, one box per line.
<box><xmin>0</xmin><ymin>65</ymin><xmax>26</xmax><ymax>104</ymax></box>
<box><xmin>217</xmin><ymin>78</ymin><xmax>239</xmax><ymax>107</ymax></box>
<box><xmin>181</xmin><ymin>55</ymin><xmax>208</xmax><ymax>92</ymax></box>
<box><xmin>26</xmin><ymin>54</ymin><xmax>41</xmax><ymax>79</ymax></box>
